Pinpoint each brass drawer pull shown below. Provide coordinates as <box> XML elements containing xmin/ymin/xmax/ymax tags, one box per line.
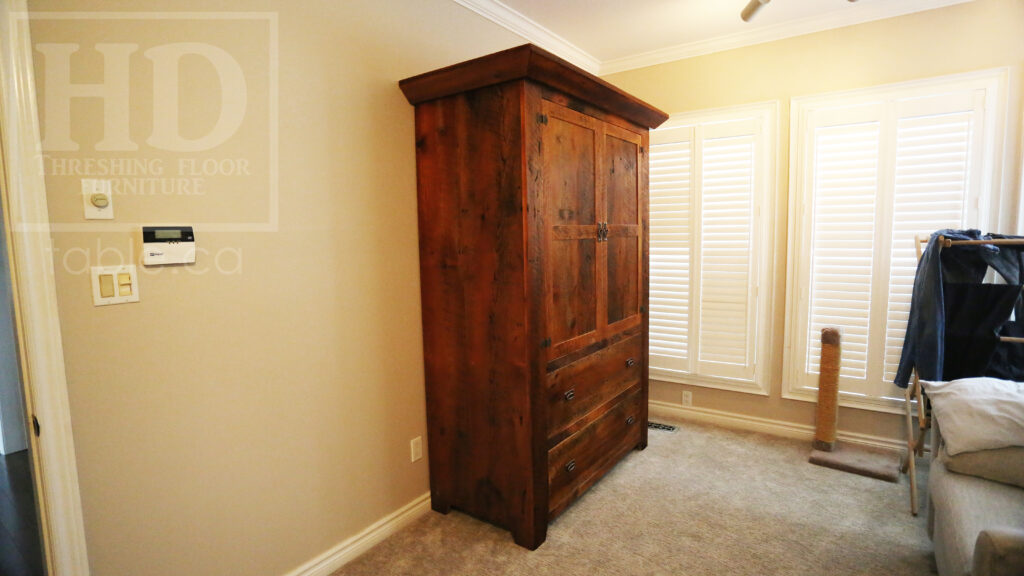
<box><xmin>626</xmin><ymin>416</ymin><xmax>636</xmax><ymax>426</ymax></box>
<box><xmin>565</xmin><ymin>460</ymin><xmax>576</xmax><ymax>472</ymax></box>
<box><xmin>564</xmin><ymin>389</ymin><xmax>575</xmax><ymax>401</ymax></box>
<box><xmin>625</xmin><ymin>358</ymin><xmax>636</xmax><ymax>368</ymax></box>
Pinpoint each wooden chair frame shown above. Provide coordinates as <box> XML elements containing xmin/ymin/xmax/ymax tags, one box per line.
<box><xmin>902</xmin><ymin>372</ymin><xmax>929</xmax><ymax>515</ymax></box>
<box><xmin>902</xmin><ymin>235</ymin><xmax>929</xmax><ymax>516</ymax></box>
<box><xmin>902</xmin><ymin>233</ymin><xmax>1024</xmax><ymax>515</ymax></box>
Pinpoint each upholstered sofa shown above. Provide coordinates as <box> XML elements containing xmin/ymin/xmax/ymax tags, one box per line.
<box><xmin>925</xmin><ymin>378</ymin><xmax>1024</xmax><ymax>576</ymax></box>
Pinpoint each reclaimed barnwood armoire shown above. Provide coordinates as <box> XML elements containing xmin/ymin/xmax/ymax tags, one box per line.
<box><xmin>399</xmin><ymin>44</ymin><xmax>668</xmax><ymax>549</ymax></box>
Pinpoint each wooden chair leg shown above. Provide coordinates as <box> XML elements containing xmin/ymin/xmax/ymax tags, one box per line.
<box><xmin>904</xmin><ymin>382</ymin><xmax>919</xmax><ymax>516</ymax></box>
<box><xmin>915</xmin><ymin>381</ymin><xmax>929</xmax><ymax>457</ymax></box>
<box><xmin>902</xmin><ymin>382</ymin><xmax>915</xmax><ymax>475</ymax></box>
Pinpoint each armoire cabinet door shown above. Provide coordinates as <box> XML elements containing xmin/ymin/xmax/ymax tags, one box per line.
<box><xmin>541</xmin><ymin>100</ymin><xmax>645</xmax><ymax>361</ymax></box>
<box><xmin>604</xmin><ymin>125</ymin><xmax>643</xmax><ymax>330</ymax></box>
<box><xmin>541</xmin><ymin>101</ymin><xmax>601</xmax><ymax>356</ymax></box>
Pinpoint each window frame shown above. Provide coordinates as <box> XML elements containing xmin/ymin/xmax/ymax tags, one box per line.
<box><xmin>648</xmin><ymin>101</ymin><xmax>778</xmax><ymax>396</ymax></box>
<box><xmin>783</xmin><ymin>68</ymin><xmax>1009</xmax><ymax>413</ymax></box>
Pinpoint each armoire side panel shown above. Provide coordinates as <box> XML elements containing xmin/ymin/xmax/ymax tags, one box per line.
<box><xmin>413</xmin><ymin>83</ymin><xmax>536</xmax><ymax>537</ymax></box>
<box><xmin>523</xmin><ymin>80</ymin><xmax>552</xmax><ymax>550</ymax></box>
<box><xmin>638</xmin><ymin>128</ymin><xmax>651</xmax><ymax>451</ymax></box>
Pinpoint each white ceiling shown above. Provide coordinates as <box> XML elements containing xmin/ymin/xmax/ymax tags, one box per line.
<box><xmin>453</xmin><ymin>0</ymin><xmax>974</xmax><ymax>74</ymax></box>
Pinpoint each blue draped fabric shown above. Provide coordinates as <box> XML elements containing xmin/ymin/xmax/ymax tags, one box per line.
<box><xmin>894</xmin><ymin>229</ymin><xmax>1024</xmax><ymax>388</ymax></box>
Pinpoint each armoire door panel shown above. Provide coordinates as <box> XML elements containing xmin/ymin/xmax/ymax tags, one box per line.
<box><xmin>544</xmin><ymin>111</ymin><xmax>597</xmax><ymax>227</ymax></box>
<box><xmin>603</xmin><ymin>128</ymin><xmax>643</xmax><ymax>329</ymax></box>
<box><xmin>604</xmin><ymin>132</ymin><xmax>640</xmax><ymax>226</ymax></box>
<box><xmin>548</xmin><ymin>239</ymin><xmax>598</xmax><ymax>345</ymax></box>
<box><xmin>607</xmin><ymin>234</ymin><xmax>640</xmax><ymax>325</ymax></box>
<box><xmin>543</xmin><ymin>102</ymin><xmax>601</xmax><ymax>350</ymax></box>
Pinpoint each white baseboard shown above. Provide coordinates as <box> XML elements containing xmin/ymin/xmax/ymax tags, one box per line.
<box><xmin>283</xmin><ymin>492</ymin><xmax>431</xmax><ymax>576</ymax></box>
<box><xmin>648</xmin><ymin>401</ymin><xmax>906</xmax><ymax>451</ymax></box>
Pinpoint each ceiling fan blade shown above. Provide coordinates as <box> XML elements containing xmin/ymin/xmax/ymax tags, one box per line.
<box><xmin>741</xmin><ymin>0</ymin><xmax>771</xmax><ymax>22</ymax></box>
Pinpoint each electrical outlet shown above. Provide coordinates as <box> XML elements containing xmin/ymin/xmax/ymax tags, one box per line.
<box><xmin>410</xmin><ymin>436</ymin><xmax>423</xmax><ymax>462</ymax></box>
<box><xmin>681</xmin><ymin>390</ymin><xmax>693</xmax><ymax>406</ymax></box>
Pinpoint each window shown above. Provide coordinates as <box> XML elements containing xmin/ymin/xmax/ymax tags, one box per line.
<box><xmin>649</xmin><ymin>103</ymin><xmax>776</xmax><ymax>394</ymax></box>
<box><xmin>785</xmin><ymin>70</ymin><xmax>1007</xmax><ymax>411</ymax></box>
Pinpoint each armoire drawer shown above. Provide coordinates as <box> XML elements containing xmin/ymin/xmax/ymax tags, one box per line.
<box><xmin>547</xmin><ymin>386</ymin><xmax>643</xmax><ymax>517</ymax></box>
<box><xmin>546</xmin><ymin>334</ymin><xmax>642</xmax><ymax>440</ymax></box>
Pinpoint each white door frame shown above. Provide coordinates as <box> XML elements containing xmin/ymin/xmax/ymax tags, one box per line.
<box><xmin>0</xmin><ymin>2</ymin><xmax>91</xmax><ymax>574</ymax></box>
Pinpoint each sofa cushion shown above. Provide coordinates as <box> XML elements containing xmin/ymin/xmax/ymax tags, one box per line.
<box><xmin>943</xmin><ymin>445</ymin><xmax>1024</xmax><ymax>489</ymax></box>
<box><xmin>973</xmin><ymin>527</ymin><xmax>1024</xmax><ymax>576</ymax></box>
<box><xmin>929</xmin><ymin>460</ymin><xmax>1024</xmax><ymax>576</ymax></box>
<box><xmin>922</xmin><ymin>377</ymin><xmax>1024</xmax><ymax>455</ymax></box>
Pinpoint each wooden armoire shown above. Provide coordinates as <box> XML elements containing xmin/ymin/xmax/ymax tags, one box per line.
<box><xmin>399</xmin><ymin>44</ymin><xmax>668</xmax><ymax>549</ymax></box>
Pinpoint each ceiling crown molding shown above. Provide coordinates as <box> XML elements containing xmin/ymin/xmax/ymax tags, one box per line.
<box><xmin>599</xmin><ymin>0</ymin><xmax>975</xmax><ymax>75</ymax></box>
<box><xmin>454</xmin><ymin>0</ymin><xmax>975</xmax><ymax>78</ymax></box>
<box><xmin>452</xmin><ymin>0</ymin><xmax>601</xmax><ymax>74</ymax></box>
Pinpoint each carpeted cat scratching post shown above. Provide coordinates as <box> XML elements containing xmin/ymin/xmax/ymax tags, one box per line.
<box><xmin>809</xmin><ymin>327</ymin><xmax>901</xmax><ymax>482</ymax></box>
<box><xmin>813</xmin><ymin>328</ymin><xmax>841</xmax><ymax>452</ymax></box>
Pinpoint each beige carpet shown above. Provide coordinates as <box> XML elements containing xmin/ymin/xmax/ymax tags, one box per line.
<box><xmin>333</xmin><ymin>419</ymin><xmax>935</xmax><ymax>576</ymax></box>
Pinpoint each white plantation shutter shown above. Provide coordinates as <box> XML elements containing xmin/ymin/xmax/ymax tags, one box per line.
<box><xmin>698</xmin><ymin>135</ymin><xmax>755</xmax><ymax>378</ymax></box>
<box><xmin>881</xmin><ymin>111</ymin><xmax>973</xmax><ymax>382</ymax></box>
<box><xmin>788</xmin><ymin>72</ymin><xmax>1002</xmax><ymax>408</ymax></box>
<box><xmin>649</xmin><ymin>105</ymin><xmax>775</xmax><ymax>393</ymax></box>
<box><xmin>806</xmin><ymin>123</ymin><xmax>880</xmax><ymax>382</ymax></box>
<box><xmin>649</xmin><ymin>134</ymin><xmax>692</xmax><ymax>373</ymax></box>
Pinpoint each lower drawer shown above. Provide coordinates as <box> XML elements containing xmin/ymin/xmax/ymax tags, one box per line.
<box><xmin>547</xmin><ymin>386</ymin><xmax>643</xmax><ymax>517</ymax></box>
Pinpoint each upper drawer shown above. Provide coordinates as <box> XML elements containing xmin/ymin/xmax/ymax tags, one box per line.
<box><xmin>546</xmin><ymin>333</ymin><xmax>643</xmax><ymax>439</ymax></box>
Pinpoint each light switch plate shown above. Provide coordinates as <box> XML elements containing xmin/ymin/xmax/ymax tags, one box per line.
<box><xmin>91</xmin><ymin>265</ymin><xmax>139</xmax><ymax>306</ymax></box>
<box><xmin>82</xmin><ymin>179</ymin><xmax>114</xmax><ymax>220</ymax></box>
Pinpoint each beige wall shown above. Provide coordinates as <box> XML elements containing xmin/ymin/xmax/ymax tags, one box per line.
<box><xmin>26</xmin><ymin>1</ymin><xmax>521</xmax><ymax>575</ymax></box>
<box><xmin>21</xmin><ymin>0</ymin><xmax>1024</xmax><ymax>574</ymax></box>
<box><xmin>605</xmin><ymin>0</ymin><xmax>1024</xmax><ymax>441</ymax></box>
